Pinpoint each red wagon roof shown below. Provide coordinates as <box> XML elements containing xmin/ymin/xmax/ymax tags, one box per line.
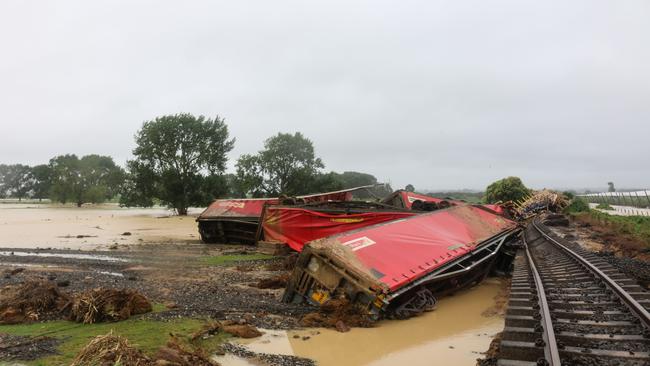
<box><xmin>308</xmin><ymin>205</ymin><xmax>517</xmax><ymax>292</ymax></box>
<box><xmin>199</xmin><ymin>198</ymin><xmax>279</xmax><ymax>218</ymax></box>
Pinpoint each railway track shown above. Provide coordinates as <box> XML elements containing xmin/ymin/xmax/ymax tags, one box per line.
<box><xmin>497</xmin><ymin>219</ymin><xmax>650</xmax><ymax>365</ymax></box>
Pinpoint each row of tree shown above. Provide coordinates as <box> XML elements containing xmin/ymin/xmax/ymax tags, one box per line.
<box><xmin>0</xmin><ymin>155</ymin><xmax>125</xmax><ymax>206</ymax></box>
<box><xmin>1</xmin><ymin>114</ymin><xmax>378</xmax><ymax>214</ymax></box>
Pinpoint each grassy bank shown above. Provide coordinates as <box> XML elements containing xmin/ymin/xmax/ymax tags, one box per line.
<box><xmin>0</xmin><ymin>316</ymin><xmax>227</xmax><ymax>365</ymax></box>
<box><xmin>565</xmin><ymin>197</ymin><xmax>650</xmax><ymax>248</ymax></box>
<box><xmin>576</xmin><ymin>210</ymin><xmax>650</xmax><ymax>246</ymax></box>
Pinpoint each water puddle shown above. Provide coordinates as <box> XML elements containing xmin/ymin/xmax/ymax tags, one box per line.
<box><xmin>212</xmin><ymin>354</ymin><xmax>261</xmax><ymax>366</ymax></box>
<box><xmin>0</xmin><ymin>251</ymin><xmax>129</xmax><ymax>262</ymax></box>
<box><xmin>97</xmin><ymin>270</ymin><xmax>124</xmax><ymax>277</ymax></box>
<box><xmin>0</xmin><ymin>262</ymin><xmax>62</xmax><ymax>269</ymax></box>
<box><xmin>239</xmin><ymin>329</ymin><xmax>294</xmax><ymax>355</ymax></box>
<box><xmin>221</xmin><ymin>279</ymin><xmax>504</xmax><ymax>366</ymax></box>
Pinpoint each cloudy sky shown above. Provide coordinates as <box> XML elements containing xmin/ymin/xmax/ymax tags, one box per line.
<box><xmin>1</xmin><ymin>1</ymin><xmax>648</xmax><ymax>191</ymax></box>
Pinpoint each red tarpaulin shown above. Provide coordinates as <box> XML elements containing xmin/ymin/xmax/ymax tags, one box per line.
<box><xmin>262</xmin><ymin>206</ymin><xmax>417</xmax><ymax>252</ymax></box>
<box><xmin>309</xmin><ymin>205</ymin><xmax>517</xmax><ymax>291</ymax></box>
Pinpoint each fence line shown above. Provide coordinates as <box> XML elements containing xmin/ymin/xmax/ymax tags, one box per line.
<box><xmin>580</xmin><ymin>190</ymin><xmax>650</xmax><ymax>216</ymax></box>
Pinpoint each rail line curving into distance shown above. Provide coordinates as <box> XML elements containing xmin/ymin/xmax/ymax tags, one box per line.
<box><xmin>496</xmin><ymin>218</ymin><xmax>650</xmax><ymax>366</ymax></box>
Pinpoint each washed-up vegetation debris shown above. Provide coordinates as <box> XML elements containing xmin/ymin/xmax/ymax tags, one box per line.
<box><xmin>66</xmin><ymin>288</ymin><xmax>152</xmax><ymax>324</ymax></box>
<box><xmin>0</xmin><ymin>280</ymin><xmax>68</xmax><ymax>324</ymax></box>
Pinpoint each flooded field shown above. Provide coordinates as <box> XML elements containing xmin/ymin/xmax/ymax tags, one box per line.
<box><xmin>220</xmin><ymin>279</ymin><xmax>505</xmax><ymax>366</ymax></box>
<box><xmin>0</xmin><ymin>203</ymin><xmax>200</xmax><ymax>249</ymax></box>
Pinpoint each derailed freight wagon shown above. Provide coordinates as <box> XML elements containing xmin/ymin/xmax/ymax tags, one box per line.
<box><xmin>197</xmin><ymin>185</ymin><xmax>379</xmax><ymax>244</ymax></box>
<box><xmin>283</xmin><ymin>204</ymin><xmax>519</xmax><ymax>319</ymax></box>
<box><xmin>198</xmin><ymin>198</ymin><xmax>279</xmax><ymax>244</ymax></box>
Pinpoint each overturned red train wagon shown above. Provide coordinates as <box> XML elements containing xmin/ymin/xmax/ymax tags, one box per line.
<box><xmin>283</xmin><ymin>204</ymin><xmax>519</xmax><ymax>319</ymax></box>
<box><xmin>197</xmin><ymin>186</ymin><xmax>376</xmax><ymax>244</ymax></box>
<box><xmin>197</xmin><ymin>198</ymin><xmax>279</xmax><ymax>244</ymax></box>
<box><xmin>260</xmin><ymin>202</ymin><xmax>418</xmax><ymax>252</ymax></box>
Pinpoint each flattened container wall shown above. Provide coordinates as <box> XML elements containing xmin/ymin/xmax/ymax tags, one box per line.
<box><xmin>261</xmin><ymin>205</ymin><xmax>417</xmax><ymax>252</ymax></box>
<box><xmin>283</xmin><ymin>205</ymin><xmax>519</xmax><ymax>316</ymax></box>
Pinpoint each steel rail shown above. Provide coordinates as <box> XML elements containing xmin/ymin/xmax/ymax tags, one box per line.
<box><xmin>523</xmin><ymin>232</ymin><xmax>562</xmax><ymax>366</ymax></box>
<box><xmin>532</xmin><ymin>220</ymin><xmax>650</xmax><ymax>329</ymax></box>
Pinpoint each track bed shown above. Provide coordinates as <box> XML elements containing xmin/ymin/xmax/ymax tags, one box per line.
<box><xmin>496</xmin><ymin>220</ymin><xmax>650</xmax><ymax>366</ymax></box>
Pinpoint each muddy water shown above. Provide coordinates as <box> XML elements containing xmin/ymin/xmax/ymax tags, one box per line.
<box><xmin>0</xmin><ymin>204</ymin><xmax>201</xmax><ymax>249</ymax></box>
<box><xmin>231</xmin><ymin>279</ymin><xmax>504</xmax><ymax>366</ymax></box>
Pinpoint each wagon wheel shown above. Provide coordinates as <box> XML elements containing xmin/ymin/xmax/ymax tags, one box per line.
<box><xmin>393</xmin><ymin>288</ymin><xmax>437</xmax><ymax>319</ymax></box>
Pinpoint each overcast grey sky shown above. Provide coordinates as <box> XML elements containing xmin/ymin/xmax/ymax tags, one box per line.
<box><xmin>1</xmin><ymin>1</ymin><xmax>648</xmax><ymax>191</ymax></box>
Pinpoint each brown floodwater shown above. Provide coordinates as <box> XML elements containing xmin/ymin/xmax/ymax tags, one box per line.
<box><xmin>0</xmin><ymin>203</ymin><xmax>201</xmax><ymax>249</ymax></box>
<box><xmin>224</xmin><ymin>279</ymin><xmax>505</xmax><ymax>366</ymax></box>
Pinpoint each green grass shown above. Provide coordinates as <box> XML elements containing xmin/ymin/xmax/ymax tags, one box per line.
<box><xmin>564</xmin><ymin>197</ymin><xmax>590</xmax><ymax>213</ymax></box>
<box><xmin>0</xmin><ymin>316</ymin><xmax>228</xmax><ymax>366</ymax></box>
<box><xmin>595</xmin><ymin>202</ymin><xmax>614</xmax><ymax>210</ymax></box>
<box><xmin>589</xmin><ymin>211</ymin><xmax>650</xmax><ymax>244</ymax></box>
<box><xmin>151</xmin><ymin>302</ymin><xmax>168</xmax><ymax>313</ymax></box>
<box><xmin>201</xmin><ymin>253</ymin><xmax>275</xmax><ymax>266</ymax></box>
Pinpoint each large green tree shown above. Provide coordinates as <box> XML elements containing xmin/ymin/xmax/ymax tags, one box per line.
<box><xmin>0</xmin><ymin>164</ymin><xmax>32</xmax><ymax>201</ymax></box>
<box><xmin>49</xmin><ymin>154</ymin><xmax>124</xmax><ymax>206</ymax></box>
<box><xmin>29</xmin><ymin>164</ymin><xmax>53</xmax><ymax>201</ymax></box>
<box><xmin>484</xmin><ymin>176</ymin><xmax>531</xmax><ymax>203</ymax></box>
<box><xmin>0</xmin><ymin>164</ymin><xmax>6</xmax><ymax>198</ymax></box>
<box><xmin>120</xmin><ymin>114</ymin><xmax>235</xmax><ymax>215</ymax></box>
<box><xmin>235</xmin><ymin>132</ymin><xmax>324</xmax><ymax>196</ymax></box>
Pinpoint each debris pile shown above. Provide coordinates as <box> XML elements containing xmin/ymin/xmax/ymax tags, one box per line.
<box><xmin>300</xmin><ymin>299</ymin><xmax>374</xmax><ymax>332</ymax></box>
<box><xmin>154</xmin><ymin>337</ymin><xmax>218</xmax><ymax>365</ymax></box>
<box><xmin>66</xmin><ymin>288</ymin><xmax>152</xmax><ymax>324</ymax></box>
<box><xmin>518</xmin><ymin>190</ymin><xmax>569</xmax><ymax>215</ymax></box>
<box><xmin>71</xmin><ymin>333</ymin><xmax>219</xmax><ymax>366</ymax></box>
<box><xmin>70</xmin><ymin>332</ymin><xmax>151</xmax><ymax>366</ymax></box>
<box><xmin>0</xmin><ymin>280</ymin><xmax>68</xmax><ymax>324</ymax></box>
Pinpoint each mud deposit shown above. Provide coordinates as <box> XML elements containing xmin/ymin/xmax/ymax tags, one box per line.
<box><xmin>225</xmin><ymin>279</ymin><xmax>505</xmax><ymax>366</ymax></box>
<box><xmin>0</xmin><ymin>203</ymin><xmax>200</xmax><ymax>249</ymax></box>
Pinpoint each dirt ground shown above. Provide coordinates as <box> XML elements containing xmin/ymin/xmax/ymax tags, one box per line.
<box><xmin>0</xmin><ymin>244</ymin><xmax>310</xmax><ymax>329</ymax></box>
<box><xmin>0</xmin><ymin>204</ymin><xmax>312</xmax><ymax>330</ymax></box>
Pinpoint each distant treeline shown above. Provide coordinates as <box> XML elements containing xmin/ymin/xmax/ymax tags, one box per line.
<box><xmin>0</xmin><ymin>114</ymin><xmax>381</xmax><ymax>214</ymax></box>
<box><xmin>425</xmin><ymin>191</ymin><xmax>484</xmax><ymax>204</ymax></box>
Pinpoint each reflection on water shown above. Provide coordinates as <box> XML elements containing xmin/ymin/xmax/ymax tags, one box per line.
<box><xmin>0</xmin><ymin>251</ymin><xmax>128</xmax><ymax>262</ymax></box>
<box><xmin>225</xmin><ymin>279</ymin><xmax>504</xmax><ymax>366</ymax></box>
